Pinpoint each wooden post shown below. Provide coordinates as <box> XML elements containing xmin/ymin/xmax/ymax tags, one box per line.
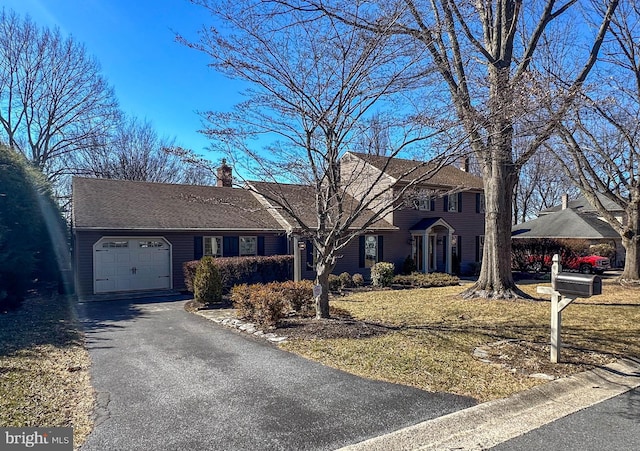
<box><xmin>537</xmin><ymin>254</ymin><xmax>577</xmax><ymax>363</ymax></box>
<box><xmin>293</xmin><ymin>235</ymin><xmax>301</xmax><ymax>282</ymax></box>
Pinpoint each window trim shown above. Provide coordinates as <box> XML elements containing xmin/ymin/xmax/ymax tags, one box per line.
<box><xmin>448</xmin><ymin>193</ymin><xmax>459</xmax><ymax>212</ymax></box>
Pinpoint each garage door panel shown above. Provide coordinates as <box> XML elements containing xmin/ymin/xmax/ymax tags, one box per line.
<box><xmin>94</xmin><ymin>237</ymin><xmax>172</xmax><ymax>294</ymax></box>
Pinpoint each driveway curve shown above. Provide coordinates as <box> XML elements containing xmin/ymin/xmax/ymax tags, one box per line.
<box><xmin>77</xmin><ymin>297</ymin><xmax>475</xmax><ymax>450</ymax></box>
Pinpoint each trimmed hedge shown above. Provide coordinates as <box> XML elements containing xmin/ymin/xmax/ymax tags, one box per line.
<box><xmin>183</xmin><ymin>255</ymin><xmax>293</xmax><ymax>293</ymax></box>
<box><xmin>230</xmin><ymin>280</ymin><xmax>314</xmax><ymax>328</ymax></box>
<box><xmin>193</xmin><ymin>256</ymin><xmax>223</xmax><ymax>305</ymax></box>
<box><xmin>392</xmin><ymin>272</ymin><xmax>460</xmax><ymax>288</ymax></box>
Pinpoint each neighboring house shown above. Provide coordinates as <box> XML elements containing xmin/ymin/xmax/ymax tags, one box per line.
<box><xmin>512</xmin><ymin>194</ymin><xmax>624</xmax><ymax>266</ymax></box>
<box><xmin>72</xmin><ymin>153</ymin><xmax>486</xmax><ymax>297</ymax></box>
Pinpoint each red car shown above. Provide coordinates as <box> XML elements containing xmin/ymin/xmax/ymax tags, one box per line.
<box><xmin>526</xmin><ymin>255</ymin><xmax>610</xmax><ymax>274</ymax></box>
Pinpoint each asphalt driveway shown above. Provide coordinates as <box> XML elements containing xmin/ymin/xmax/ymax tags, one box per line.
<box><xmin>77</xmin><ymin>296</ymin><xmax>476</xmax><ymax>450</ymax></box>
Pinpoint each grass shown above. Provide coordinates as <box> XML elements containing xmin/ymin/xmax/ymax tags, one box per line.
<box><xmin>0</xmin><ymin>290</ymin><xmax>94</xmax><ymax>450</ymax></box>
<box><xmin>281</xmin><ymin>279</ymin><xmax>640</xmax><ymax>402</ymax></box>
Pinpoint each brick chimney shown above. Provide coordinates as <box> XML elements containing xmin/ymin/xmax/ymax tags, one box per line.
<box><xmin>216</xmin><ymin>159</ymin><xmax>233</xmax><ymax>187</ymax></box>
<box><xmin>460</xmin><ymin>157</ymin><xmax>470</xmax><ymax>172</ymax></box>
<box><xmin>561</xmin><ymin>194</ymin><xmax>569</xmax><ymax>210</ymax></box>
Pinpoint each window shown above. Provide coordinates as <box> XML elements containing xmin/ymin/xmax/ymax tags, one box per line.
<box><xmin>239</xmin><ymin>236</ymin><xmax>257</xmax><ymax>256</ymax></box>
<box><xmin>364</xmin><ymin>235</ymin><xmax>378</xmax><ymax>268</ymax></box>
<box><xmin>102</xmin><ymin>241</ymin><xmax>128</xmax><ymax>248</ymax></box>
<box><xmin>413</xmin><ymin>197</ymin><xmax>433</xmax><ymax>211</ymax></box>
<box><xmin>139</xmin><ymin>240</ymin><xmax>164</xmax><ymax>248</ymax></box>
<box><xmin>448</xmin><ymin>193</ymin><xmax>458</xmax><ymax>212</ymax></box>
<box><xmin>476</xmin><ymin>193</ymin><xmax>485</xmax><ymax>214</ymax></box>
<box><xmin>204</xmin><ymin>236</ymin><xmax>223</xmax><ymax>257</ymax></box>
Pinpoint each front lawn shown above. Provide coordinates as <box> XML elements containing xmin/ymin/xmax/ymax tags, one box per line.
<box><xmin>280</xmin><ymin>281</ymin><xmax>640</xmax><ymax>402</ymax></box>
<box><xmin>0</xmin><ymin>291</ymin><xmax>94</xmax><ymax>449</ymax></box>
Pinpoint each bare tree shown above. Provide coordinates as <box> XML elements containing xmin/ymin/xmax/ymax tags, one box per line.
<box><xmin>550</xmin><ymin>1</ymin><xmax>640</xmax><ymax>281</ymax></box>
<box><xmin>182</xmin><ymin>0</ymin><xmax>455</xmax><ymax>317</ymax></box>
<box><xmin>0</xmin><ymin>9</ymin><xmax>119</xmax><ymax>182</ymax></box>
<box><xmin>513</xmin><ymin>150</ymin><xmax>577</xmax><ymax>224</ymax></box>
<box><xmin>288</xmin><ymin>0</ymin><xmax>619</xmax><ymax>299</ymax></box>
<box><xmin>71</xmin><ymin>116</ymin><xmax>214</xmax><ymax>184</ymax></box>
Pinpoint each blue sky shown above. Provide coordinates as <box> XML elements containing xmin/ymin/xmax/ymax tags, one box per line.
<box><xmin>4</xmin><ymin>0</ymin><xmax>238</xmax><ymax>160</ymax></box>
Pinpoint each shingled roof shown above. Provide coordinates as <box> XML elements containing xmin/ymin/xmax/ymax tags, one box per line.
<box><xmin>539</xmin><ymin>193</ymin><xmax>623</xmax><ymax>215</ymax></box>
<box><xmin>249</xmin><ymin>181</ymin><xmax>397</xmax><ymax>231</ymax></box>
<box><xmin>512</xmin><ymin>208</ymin><xmax>620</xmax><ymax>240</ymax></box>
<box><xmin>72</xmin><ymin>177</ymin><xmax>283</xmax><ymax>231</ymax></box>
<box><xmin>345</xmin><ymin>152</ymin><xmax>484</xmax><ymax>190</ymax></box>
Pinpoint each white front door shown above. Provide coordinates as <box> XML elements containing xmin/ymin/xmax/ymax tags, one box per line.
<box><xmin>94</xmin><ymin>237</ymin><xmax>172</xmax><ymax>294</ymax></box>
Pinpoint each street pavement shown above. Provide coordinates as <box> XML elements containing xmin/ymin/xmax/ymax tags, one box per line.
<box><xmin>491</xmin><ymin>387</ymin><xmax>640</xmax><ymax>450</ymax></box>
<box><xmin>76</xmin><ymin>296</ymin><xmax>475</xmax><ymax>451</ymax></box>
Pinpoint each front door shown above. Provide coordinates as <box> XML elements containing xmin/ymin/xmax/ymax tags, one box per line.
<box><xmin>412</xmin><ymin>235</ymin><xmax>424</xmax><ymax>272</ymax></box>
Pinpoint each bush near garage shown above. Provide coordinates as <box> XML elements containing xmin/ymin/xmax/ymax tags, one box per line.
<box><xmin>230</xmin><ymin>280</ymin><xmax>314</xmax><ymax>328</ymax></box>
<box><xmin>392</xmin><ymin>272</ymin><xmax>460</xmax><ymax>288</ymax></box>
<box><xmin>193</xmin><ymin>256</ymin><xmax>223</xmax><ymax>306</ymax></box>
<box><xmin>183</xmin><ymin>255</ymin><xmax>293</xmax><ymax>293</ymax></box>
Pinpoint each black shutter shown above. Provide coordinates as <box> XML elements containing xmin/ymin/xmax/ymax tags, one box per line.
<box><xmin>443</xmin><ymin>195</ymin><xmax>449</xmax><ymax>212</ymax></box>
<box><xmin>458</xmin><ymin>192</ymin><xmax>463</xmax><ymax>212</ymax></box>
<box><xmin>194</xmin><ymin>236</ymin><xmax>203</xmax><ymax>260</ymax></box>
<box><xmin>476</xmin><ymin>193</ymin><xmax>481</xmax><ymax>213</ymax></box>
<box><xmin>377</xmin><ymin>235</ymin><xmax>384</xmax><ymax>262</ymax></box>
<box><xmin>475</xmin><ymin>236</ymin><xmax>480</xmax><ymax>262</ymax></box>
<box><xmin>257</xmin><ymin>236</ymin><xmax>265</xmax><ymax>255</ymax></box>
<box><xmin>224</xmin><ymin>236</ymin><xmax>239</xmax><ymax>257</ymax></box>
<box><xmin>430</xmin><ymin>198</ymin><xmax>435</xmax><ymax>211</ymax></box>
<box><xmin>457</xmin><ymin>236</ymin><xmax>462</xmax><ymax>262</ymax></box>
<box><xmin>359</xmin><ymin>236</ymin><xmax>365</xmax><ymax>267</ymax></box>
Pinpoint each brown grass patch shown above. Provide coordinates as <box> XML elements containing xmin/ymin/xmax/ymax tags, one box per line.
<box><xmin>0</xmin><ymin>290</ymin><xmax>94</xmax><ymax>449</ymax></box>
<box><xmin>280</xmin><ymin>282</ymin><xmax>640</xmax><ymax>402</ymax></box>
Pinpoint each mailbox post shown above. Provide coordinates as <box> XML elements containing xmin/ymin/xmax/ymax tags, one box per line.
<box><xmin>536</xmin><ymin>254</ymin><xmax>601</xmax><ymax>363</ymax></box>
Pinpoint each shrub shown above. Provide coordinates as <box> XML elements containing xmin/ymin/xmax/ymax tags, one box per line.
<box><xmin>590</xmin><ymin>243</ymin><xmax>616</xmax><ymax>260</ymax></box>
<box><xmin>230</xmin><ymin>281</ymin><xmax>312</xmax><ymax>328</ymax></box>
<box><xmin>183</xmin><ymin>255</ymin><xmax>293</xmax><ymax>293</ymax></box>
<box><xmin>230</xmin><ymin>284</ymin><xmax>254</xmax><ymax>320</ymax></box>
<box><xmin>249</xmin><ymin>284</ymin><xmax>285</xmax><ymax>329</ymax></box>
<box><xmin>371</xmin><ymin>262</ymin><xmax>395</xmax><ymax>287</ymax></box>
<box><xmin>193</xmin><ymin>256</ymin><xmax>223</xmax><ymax>306</ymax></box>
<box><xmin>401</xmin><ymin>255</ymin><xmax>417</xmax><ymax>275</ymax></box>
<box><xmin>392</xmin><ymin>272</ymin><xmax>460</xmax><ymax>288</ymax></box>
<box><xmin>328</xmin><ymin>274</ymin><xmax>342</xmax><ymax>292</ymax></box>
<box><xmin>338</xmin><ymin>272</ymin><xmax>353</xmax><ymax>289</ymax></box>
<box><xmin>279</xmin><ymin>280</ymin><xmax>314</xmax><ymax>317</ymax></box>
<box><xmin>352</xmin><ymin>273</ymin><xmax>365</xmax><ymax>287</ymax></box>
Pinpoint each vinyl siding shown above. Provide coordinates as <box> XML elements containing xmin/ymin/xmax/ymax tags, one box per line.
<box><xmin>74</xmin><ymin>230</ymin><xmax>288</xmax><ymax>297</ymax></box>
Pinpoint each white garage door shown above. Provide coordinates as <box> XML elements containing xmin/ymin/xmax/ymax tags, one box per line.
<box><xmin>93</xmin><ymin>237</ymin><xmax>172</xmax><ymax>294</ymax></box>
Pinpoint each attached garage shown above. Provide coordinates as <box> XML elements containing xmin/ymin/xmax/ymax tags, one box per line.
<box><xmin>93</xmin><ymin>237</ymin><xmax>172</xmax><ymax>294</ymax></box>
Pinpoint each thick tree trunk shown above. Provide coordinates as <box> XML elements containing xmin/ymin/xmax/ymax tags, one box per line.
<box><xmin>620</xmin><ymin>206</ymin><xmax>640</xmax><ymax>281</ymax></box>
<box><xmin>462</xmin><ymin>165</ymin><xmax>526</xmax><ymax>299</ymax></box>
<box><xmin>314</xmin><ymin>259</ymin><xmax>331</xmax><ymax>318</ymax></box>
<box><xmin>621</xmin><ymin>235</ymin><xmax>640</xmax><ymax>281</ymax></box>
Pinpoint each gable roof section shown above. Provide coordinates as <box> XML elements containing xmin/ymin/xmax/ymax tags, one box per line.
<box><xmin>512</xmin><ymin>208</ymin><xmax>620</xmax><ymax>240</ymax></box>
<box><xmin>249</xmin><ymin>181</ymin><xmax>397</xmax><ymax>231</ymax></box>
<box><xmin>345</xmin><ymin>152</ymin><xmax>484</xmax><ymax>190</ymax></box>
<box><xmin>540</xmin><ymin>193</ymin><xmax>623</xmax><ymax>215</ymax></box>
<box><xmin>72</xmin><ymin>177</ymin><xmax>283</xmax><ymax>231</ymax></box>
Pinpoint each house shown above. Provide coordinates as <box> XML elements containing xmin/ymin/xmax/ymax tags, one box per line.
<box><xmin>512</xmin><ymin>194</ymin><xmax>624</xmax><ymax>266</ymax></box>
<box><xmin>72</xmin><ymin>153</ymin><xmax>485</xmax><ymax>297</ymax></box>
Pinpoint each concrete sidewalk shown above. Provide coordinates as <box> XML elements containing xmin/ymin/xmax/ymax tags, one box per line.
<box><xmin>339</xmin><ymin>358</ymin><xmax>640</xmax><ymax>451</ymax></box>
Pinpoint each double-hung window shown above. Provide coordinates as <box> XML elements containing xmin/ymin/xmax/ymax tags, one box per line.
<box><xmin>204</xmin><ymin>236</ymin><xmax>223</xmax><ymax>257</ymax></box>
<box><xmin>239</xmin><ymin>236</ymin><xmax>257</xmax><ymax>256</ymax></box>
